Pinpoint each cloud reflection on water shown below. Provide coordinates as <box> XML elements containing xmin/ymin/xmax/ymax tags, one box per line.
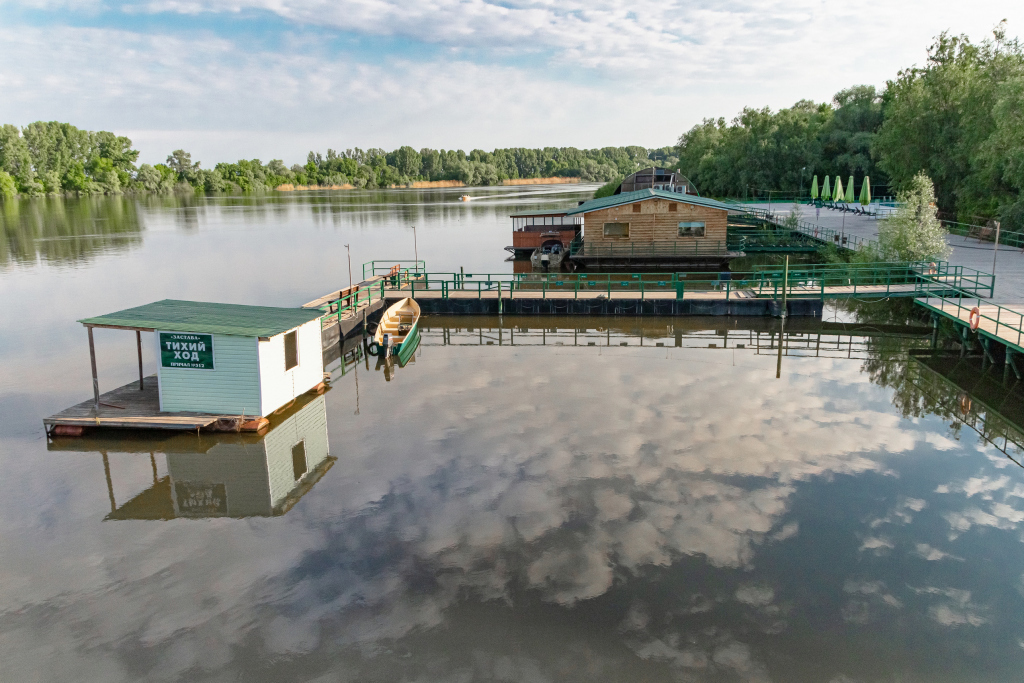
<box><xmin>4</xmin><ymin>334</ymin><xmax>1024</xmax><ymax>681</ymax></box>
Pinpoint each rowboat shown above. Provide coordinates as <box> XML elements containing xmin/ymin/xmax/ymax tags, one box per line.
<box><xmin>369</xmin><ymin>298</ymin><xmax>421</xmax><ymax>365</ymax></box>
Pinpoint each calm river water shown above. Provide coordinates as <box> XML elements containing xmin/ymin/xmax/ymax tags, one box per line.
<box><xmin>3</xmin><ymin>187</ymin><xmax>1024</xmax><ymax>682</ymax></box>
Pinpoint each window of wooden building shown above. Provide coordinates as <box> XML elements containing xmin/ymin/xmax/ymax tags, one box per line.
<box><xmin>632</xmin><ymin>204</ymin><xmax>641</xmax><ymax>213</ymax></box>
<box><xmin>603</xmin><ymin>222</ymin><xmax>630</xmax><ymax>237</ymax></box>
<box><xmin>292</xmin><ymin>440</ymin><xmax>307</xmax><ymax>480</ymax></box>
<box><xmin>678</xmin><ymin>221</ymin><xmax>706</xmax><ymax>237</ymax></box>
<box><xmin>669</xmin><ymin>203</ymin><xmax>678</xmax><ymax>212</ymax></box>
<box><xmin>284</xmin><ymin>330</ymin><xmax>299</xmax><ymax>370</ymax></box>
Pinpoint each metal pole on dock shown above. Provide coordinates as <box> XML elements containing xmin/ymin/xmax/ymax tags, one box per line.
<box><xmin>345</xmin><ymin>244</ymin><xmax>353</xmax><ymax>293</ymax></box>
<box><xmin>412</xmin><ymin>225</ymin><xmax>418</xmax><ymax>273</ymax></box>
<box><xmin>88</xmin><ymin>326</ymin><xmax>100</xmax><ymax>410</ymax></box>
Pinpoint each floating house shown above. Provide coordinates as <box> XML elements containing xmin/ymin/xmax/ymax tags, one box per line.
<box><xmin>45</xmin><ymin>299</ymin><xmax>326</xmax><ymax>433</ymax></box>
<box><xmin>617</xmin><ymin>167</ymin><xmax>698</xmax><ymax>194</ymax></box>
<box><xmin>563</xmin><ymin>189</ymin><xmax>743</xmax><ymax>268</ymax></box>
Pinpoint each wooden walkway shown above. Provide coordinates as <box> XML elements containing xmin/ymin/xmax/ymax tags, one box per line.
<box><xmin>388</xmin><ymin>283</ymin><xmax>922</xmax><ymax>302</ymax></box>
<box><xmin>44</xmin><ymin>376</ymin><xmax>230</xmax><ymax>431</ymax></box>
<box><xmin>916</xmin><ymin>297</ymin><xmax>1024</xmax><ymax>353</ymax></box>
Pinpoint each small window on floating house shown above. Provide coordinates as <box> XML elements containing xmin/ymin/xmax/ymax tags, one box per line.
<box><xmin>632</xmin><ymin>204</ymin><xmax>641</xmax><ymax>213</ymax></box>
<box><xmin>603</xmin><ymin>222</ymin><xmax>630</xmax><ymax>238</ymax></box>
<box><xmin>284</xmin><ymin>330</ymin><xmax>299</xmax><ymax>370</ymax></box>
<box><xmin>669</xmin><ymin>203</ymin><xmax>678</xmax><ymax>212</ymax></box>
<box><xmin>292</xmin><ymin>440</ymin><xmax>307</xmax><ymax>480</ymax></box>
<box><xmin>679</xmin><ymin>221</ymin><xmax>706</xmax><ymax>237</ymax></box>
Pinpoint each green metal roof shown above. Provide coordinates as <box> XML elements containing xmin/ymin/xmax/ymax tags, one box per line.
<box><xmin>79</xmin><ymin>299</ymin><xmax>323</xmax><ymax>337</ymax></box>
<box><xmin>565</xmin><ymin>189</ymin><xmax>737</xmax><ymax>215</ymax></box>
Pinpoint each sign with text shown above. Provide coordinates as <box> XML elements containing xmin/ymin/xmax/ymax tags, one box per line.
<box><xmin>159</xmin><ymin>332</ymin><xmax>215</xmax><ymax>370</ymax></box>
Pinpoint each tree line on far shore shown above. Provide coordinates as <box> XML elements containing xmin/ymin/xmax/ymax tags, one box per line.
<box><xmin>2</xmin><ymin>26</ymin><xmax>1022</xmax><ymax>229</ymax></box>
<box><xmin>677</xmin><ymin>24</ymin><xmax>1024</xmax><ymax>228</ymax></box>
<box><xmin>0</xmin><ymin>124</ymin><xmax>669</xmax><ymax>199</ymax></box>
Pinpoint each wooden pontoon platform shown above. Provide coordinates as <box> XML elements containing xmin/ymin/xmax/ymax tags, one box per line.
<box><xmin>44</xmin><ymin>375</ymin><xmax>250</xmax><ymax>432</ymax></box>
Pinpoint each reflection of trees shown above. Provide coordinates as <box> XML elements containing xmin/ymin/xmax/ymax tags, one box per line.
<box><xmin>849</xmin><ymin>298</ymin><xmax>988</xmax><ymax>442</ymax></box>
<box><xmin>0</xmin><ymin>195</ymin><xmax>143</xmax><ymax>267</ymax></box>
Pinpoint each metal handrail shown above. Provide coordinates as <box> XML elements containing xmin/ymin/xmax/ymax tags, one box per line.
<box><xmin>919</xmin><ymin>295</ymin><xmax>1024</xmax><ymax>349</ymax></box>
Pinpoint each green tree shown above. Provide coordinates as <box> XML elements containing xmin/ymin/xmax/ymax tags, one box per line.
<box><xmin>0</xmin><ymin>171</ymin><xmax>16</xmax><ymax>199</ymax></box>
<box><xmin>877</xmin><ymin>172</ymin><xmax>951</xmax><ymax>261</ymax></box>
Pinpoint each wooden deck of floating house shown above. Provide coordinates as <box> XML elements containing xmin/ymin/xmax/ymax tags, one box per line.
<box><xmin>44</xmin><ymin>375</ymin><xmax>238</xmax><ymax>431</ymax></box>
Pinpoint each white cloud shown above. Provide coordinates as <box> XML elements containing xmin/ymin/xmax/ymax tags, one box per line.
<box><xmin>2</xmin><ymin>1</ymin><xmax>1023</xmax><ymax>160</ymax></box>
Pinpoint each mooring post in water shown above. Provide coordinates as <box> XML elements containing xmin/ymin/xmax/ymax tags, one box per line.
<box><xmin>88</xmin><ymin>326</ymin><xmax>100</xmax><ymax>410</ymax></box>
<box><xmin>776</xmin><ymin>256</ymin><xmax>788</xmax><ymax>379</ymax></box>
<box><xmin>136</xmin><ymin>330</ymin><xmax>144</xmax><ymax>390</ymax></box>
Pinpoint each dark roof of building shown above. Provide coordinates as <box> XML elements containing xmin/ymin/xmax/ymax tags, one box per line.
<box><xmin>79</xmin><ymin>299</ymin><xmax>323</xmax><ymax>337</ymax></box>
<box><xmin>566</xmin><ymin>189</ymin><xmax>737</xmax><ymax>215</ymax></box>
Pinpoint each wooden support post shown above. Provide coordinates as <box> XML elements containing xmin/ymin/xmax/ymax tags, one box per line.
<box><xmin>136</xmin><ymin>330</ymin><xmax>144</xmax><ymax>390</ymax></box>
<box><xmin>931</xmin><ymin>314</ymin><xmax>939</xmax><ymax>350</ymax></box>
<box><xmin>88</xmin><ymin>326</ymin><xmax>100</xmax><ymax>410</ymax></box>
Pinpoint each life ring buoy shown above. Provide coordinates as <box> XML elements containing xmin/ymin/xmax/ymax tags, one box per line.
<box><xmin>367</xmin><ymin>340</ymin><xmax>382</xmax><ymax>356</ymax></box>
<box><xmin>968</xmin><ymin>306</ymin><xmax>981</xmax><ymax>332</ymax></box>
<box><xmin>959</xmin><ymin>393</ymin><xmax>972</xmax><ymax>415</ymax></box>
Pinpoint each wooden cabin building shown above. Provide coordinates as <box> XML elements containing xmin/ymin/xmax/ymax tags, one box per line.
<box><xmin>565</xmin><ymin>189</ymin><xmax>743</xmax><ymax>268</ymax></box>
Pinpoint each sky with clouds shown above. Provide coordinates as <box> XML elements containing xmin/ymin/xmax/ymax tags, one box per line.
<box><xmin>1</xmin><ymin>1</ymin><xmax>1022</xmax><ymax>165</ymax></box>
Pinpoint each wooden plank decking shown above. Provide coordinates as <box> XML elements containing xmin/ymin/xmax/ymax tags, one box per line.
<box><xmin>44</xmin><ymin>375</ymin><xmax>229</xmax><ymax>431</ymax></box>
<box><xmin>916</xmin><ymin>297</ymin><xmax>1024</xmax><ymax>352</ymax></box>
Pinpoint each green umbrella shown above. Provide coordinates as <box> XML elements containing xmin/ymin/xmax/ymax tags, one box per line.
<box><xmin>845</xmin><ymin>175</ymin><xmax>855</xmax><ymax>202</ymax></box>
<box><xmin>859</xmin><ymin>176</ymin><xmax>871</xmax><ymax>205</ymax></box>
<box><xmin>821</xmin><ymin>175</ymin><xmax>832</xmax><ymax>201</ymax></box>
<box><xmin>833</xmin><ymin>176</ymin><xmax>844</xmax><ymax>203</ymax></box>
<box><xmin>810</xmin><ymin>175</ymin><xmax>819</xmax><ymax>199</ymax></box>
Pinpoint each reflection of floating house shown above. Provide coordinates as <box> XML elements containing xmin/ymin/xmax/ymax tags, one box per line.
<box><xmin>52</xmin><ymin>394</ymin><xmax>334</xmax><ymax>520</ymax></box>
<box><xmin>45</xmin><ymin>300</ymin><xmax>326</xmax><ymax>434</ymax></box>
<box><xmin>564</xmin><ymin>189</ymin><xmax>743</xmax><ymax>268</ymax></box>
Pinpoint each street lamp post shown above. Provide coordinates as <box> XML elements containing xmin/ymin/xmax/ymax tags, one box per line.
<box><xmin>412</xmin><ymin>225</ymin><xmax>419</xmax><ymax>273</ymax></box>
<box><xmin>345</xmin><ymin>244</ymin><xmax>353</xmax><ymax>292</ymax></box>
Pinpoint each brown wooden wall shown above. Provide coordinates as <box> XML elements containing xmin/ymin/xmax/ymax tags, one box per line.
<box><xmin>581</xmin><ymin>199</ymin><xmax>728</xmax><ymax>244</ymax></box>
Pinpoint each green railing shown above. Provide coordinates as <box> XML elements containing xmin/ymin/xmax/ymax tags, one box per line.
<box><xmin>726</xmin><ymin>227</ymin><xmax>820</xmax><ymax>252</ymax></box>
<box><xmin>362</xmin><ymin>260</ymin><xmax>426</xmax><ymax>279</ymax></box>
<box><xmin>389</xmin><ymin>272</ymin><xmax>687</xmax><ymax>300</ymax></box>
<box><xmin>372</xmin><ymin>262</ymin><xmax>988</xmax><ymax>302</ymax></box>
<box><xmin>917</xmin><ymin>296</ymin><xmax>1024</xmax><ymax>350</ymax></box>
<box><xmin>316</xmin><ymin>285</ymin><xmax>385</xmax><ymax>331</ymax></box>
<box><xmin>752</xmin><ymin>261</ymin><xmax>993</xmax><ymax>298</ymax></box>
<box><xmin>745</xmin><ymin>208</ymin><xmax>877</xmax><ymax>252</ymax></box>
<box><xmin>943</xmin><ymin>220</ymin><xmax>1024</xmax><ymax>249</ymax></box>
